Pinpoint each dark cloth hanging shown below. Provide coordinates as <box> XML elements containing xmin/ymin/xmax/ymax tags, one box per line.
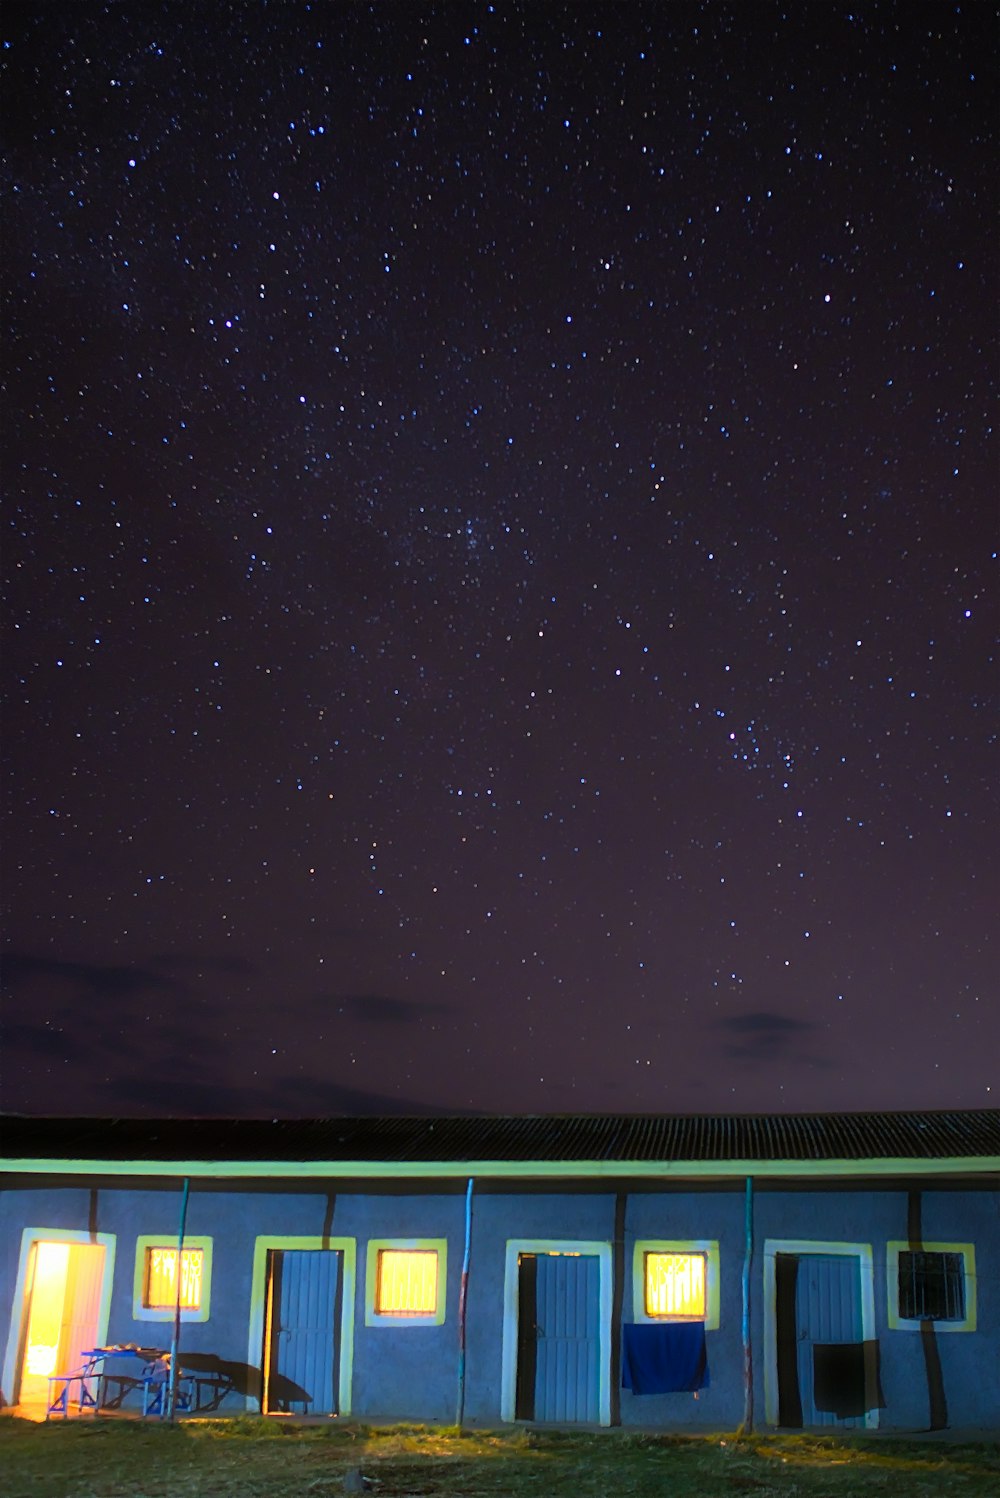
<box><xmin>813</xmin><ymin>1340</ymin><xmax>884</xmax><ymax>1417</ymax></box>
<box><xmin>621</xmin><ymin>1321</ymin><xmax>709</xmax><ymax>1395</ymax></box>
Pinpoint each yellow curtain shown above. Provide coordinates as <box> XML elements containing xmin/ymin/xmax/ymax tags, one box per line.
<box><xmin>146</xmin><ymin>1247</ymin><xmax>203</xmax><ymax>1309</ymax></box>
<box><xmin>377</xmin><ymin>1250</ymin><xmax>437</xmax><ymax>1315</ymax></box>
<box><xmin>645</xmin><ymin>1252</ymin><xmax>705</xmax><ymax>1317</ymax></box>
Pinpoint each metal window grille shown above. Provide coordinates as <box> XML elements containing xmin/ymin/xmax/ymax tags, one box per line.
<box><xmin>898</xmin><ymin>1251</ymin><xmax>965</xmax><ymax>1321</ymax></box>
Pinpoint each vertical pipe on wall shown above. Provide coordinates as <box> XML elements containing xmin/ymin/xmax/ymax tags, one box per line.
<box><xmin>455</xmin><ymin>1177</ymin><xmax>474</xmax><ymax>1427</ymax></box>
<box><xmin>166</xmin><ymin>1176</ymin><xmax>190</xmax><ymax>1422</ymax></box>
<box><xmin>742</xmin><ymin>1175</ymin><xmax>754</xmax><ymax>1433</ymax></box>
<box><xmin>610</xmin><ymin>1191</ymin><xmax>627</xmax><ymax>1426</ymax></box>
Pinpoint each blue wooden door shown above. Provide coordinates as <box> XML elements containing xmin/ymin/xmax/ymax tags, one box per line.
<box><xmin>266</xmin><ymin>1250</ymin><xmax>342</xmax><ymax>1414</ymax></box>
<box><xmin>533</xmin><ymin>1254</ymin><xmax>601</xmax><ymax>1422</ymax></box>
<box><xmin>795</xmin><ymin>1254</ymin><xmax>864</xmax><ymax>1428</ymax></box>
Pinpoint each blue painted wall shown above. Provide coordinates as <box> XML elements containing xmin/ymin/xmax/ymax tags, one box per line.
<box><xmin>2</xmin><ymin>1176</ymin><xmax>996</xmax><ymax>1430</ymax></box>
<box><xmin>460</xmin><ymin>1189</ymin><xmax>618</xmax><ymax>1425</ymax></box>
<box><xmin>333</xmin><ymin>1191</ymin><xmax>467</xmax><ymax>1421</ymax></box>
<box><xmin>620</xmin><ymin>1186</ymin><xmax>744</xmax><ymax>1429</ymax></box>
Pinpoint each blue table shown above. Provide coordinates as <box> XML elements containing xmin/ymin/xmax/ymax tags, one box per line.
<box><xmin>47</xmin><ymin>1346</ymin><xmax>178</xmax><ymax>1419</ymax></box>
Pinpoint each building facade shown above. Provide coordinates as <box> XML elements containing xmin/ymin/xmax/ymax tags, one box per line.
<box><xmin>2</xmin><ymin>1111</ymin><xmax>997</xmax><ymax>1431</ymax></box>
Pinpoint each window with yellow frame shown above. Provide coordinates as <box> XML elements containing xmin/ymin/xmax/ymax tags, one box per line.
<box><xmin>365</xmin><ymin>1239</ymin><xmax>447</xmax><ymax>1326</ymax></box>
<box><xmin>886</xmin><ymin>1241</ymin><xmax>976</xmax><ymax>1332</ymax></box>
<box><xmin>632</xmin><ymin>1240</ymin><xmax>720</xmax><ymax>1328</ymax></box>
<box><xmin>132</xmin><ymin>1236</ymin><xmax>212</xmax><ymax>1322</ymax></box>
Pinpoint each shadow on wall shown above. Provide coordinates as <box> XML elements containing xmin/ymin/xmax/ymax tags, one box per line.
<box><xmin>261</xmin><ymin>1374</ymin><xmax>316</xmax><ymax>1413</ymax></box>
<box><xmin>812</xmin><ymin>1341</ymin><xmax>885</xmax><ymax>1419</ymax></box>
<box><xmin>176</xmin><ymin>1353</ymin><xmax>313</xmax><ymax>1413</ymax></box>
<box><xmin>175</xmin><ymin>1353</ymin><xmax>261</xmax><ymax>1410</ymax></box>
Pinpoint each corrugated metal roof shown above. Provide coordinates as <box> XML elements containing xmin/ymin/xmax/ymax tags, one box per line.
<box><xmin>3</xmin><ymin>1109</ymin><xmax>999</xmax><ymax>1165</ymax></box>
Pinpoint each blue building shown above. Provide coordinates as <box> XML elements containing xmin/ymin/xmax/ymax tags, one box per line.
<box><xmin>2</xmin><ymin>1111</ymin><xmax>997</xmax><ymax>1431</ymax></box>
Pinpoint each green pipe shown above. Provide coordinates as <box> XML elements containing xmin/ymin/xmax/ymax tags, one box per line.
<box><xmin>742</xmin><ymin>1176</ymin><xmax>753</xmax><ymax>1433</ymax></box>
<box><xmin>455</xmin><ymin>1177</ymin><xmax>474</xmax><ymax>1427</ymax></box>
<box><xmin>166</xmin><ymin>1176</ymin><xmax>190</xmax><ymax>1421</ymax></box>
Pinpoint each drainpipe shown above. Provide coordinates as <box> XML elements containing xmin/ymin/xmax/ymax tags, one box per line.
<box><xmin>455</xmin><ymin>1177</ymin><xmax>474</xmax><ymax>1427</ymax></box>
<box><xmin>166</xmin><ymin>1176</ymin><xmax>190</xmax><ymax>1421</ymax></box>
<box><xmin>742</xmin><ymin>1176</ymin><xmax>754</xmax><ymax>1433</ymax></box>
<box><xmin>610</xmin><ymin>1190</ymin><xmax>627</xmax><ymax>1427</ymax></box>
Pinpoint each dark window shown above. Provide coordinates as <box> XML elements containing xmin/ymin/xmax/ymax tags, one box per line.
<box><xmin>898</xmin><ymin>1251</ymin><xmax>966</xmax><ymax>1321</ymax></box>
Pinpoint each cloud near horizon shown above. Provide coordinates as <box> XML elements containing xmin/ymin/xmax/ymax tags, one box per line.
<box><xmin>715</xmin><ymin>1010</ymin><xmax>823</xmax><ymax>1064</ymax></box>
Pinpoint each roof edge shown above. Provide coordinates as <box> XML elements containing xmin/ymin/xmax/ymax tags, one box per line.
<box><xmin>3</xmin><ymin>1154</ymin><xmax>999</xmax><ymax>1181</ymax></box>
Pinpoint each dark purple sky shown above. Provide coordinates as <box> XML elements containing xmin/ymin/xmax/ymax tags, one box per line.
<box><xmin>2</xmin><ymin>3</ymin><xmax>996</xmax><ymax>1119</ymax></box>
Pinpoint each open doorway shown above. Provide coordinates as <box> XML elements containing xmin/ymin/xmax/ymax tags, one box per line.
<box><xmin>13</xmin><ymin>1238</ymin><xmax>110</xmax><ymax>1407</ymax></box>
<box><xmin>514</xmin><ymin>1250</ymin><xmax>602</xmax><ymax>1422</ymax></box>
<box><xmin>501</xmin><ymin>1239</ymin><xmax>612</xmax><ymax>1426</ymax></box>
<box><xmin>262</xmin><ymin>1247</ymin><xmax>344</xmax><ymax>1414</ymax></box>
<box><xmin>247</xmin><ymin>1236</ymin><xmax>356</xmax><ymax>1419</ymax></box>
<box><xmin>764</xmin><ymin>1239</ymin><xmax>878</xmax><ymax>1430</ymax></box>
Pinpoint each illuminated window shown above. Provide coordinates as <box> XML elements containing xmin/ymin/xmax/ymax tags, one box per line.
<box><xmin>632</xmin><ymin>1240</ymin><xmax>720</xmax><ymax>1328</ymax></box>
<box><xmin>376</xmin><ymin>1250</ymin><xmax>437</xmax><ymax>1316</ymax></box>
<box><xmin>145</xmin><ymin>1247</ymin><xmax>203</xmax><ymax>1309</ymax></box>
<box><xmin>133</xmin><ymin>1236</ymin><xmax>212</xmax><ymax>1322</ymax></box>
<box><xmin>365</xmin><ymin>1239</ymin><xmax>447</xmax><ymax>1326</ymax></box>
<box><xmin>645</xmin><ymin>1252</ymin><xmax>706</xmax><ymax>1318</ymax></box>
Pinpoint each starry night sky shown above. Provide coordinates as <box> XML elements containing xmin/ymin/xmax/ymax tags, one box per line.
<box><xmin>2</xmin><ymin>3</ymin><xmax>996</xmax><ymax>1120</ymax></box>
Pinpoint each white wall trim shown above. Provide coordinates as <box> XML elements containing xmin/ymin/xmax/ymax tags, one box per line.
<box><xmin>246</xmin><ymin>1236</ymin><xmax>356</xmax><ymax>1417</ymax></box>
<box><xmin>761</xmin><ymin>1238</ymin><xmax>877</xmax><ymax>1430</ymax></box>
<box><xmin>499</xmin><ymin>1238</ymin><xmax>612</xmax><ymax>1426</ymax></box>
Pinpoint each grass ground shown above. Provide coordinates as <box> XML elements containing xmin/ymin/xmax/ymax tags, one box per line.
<box><xmin>1</xmin><ymin>1417</ymin><xmax>998</xmax><ymax>1498</ymax></box>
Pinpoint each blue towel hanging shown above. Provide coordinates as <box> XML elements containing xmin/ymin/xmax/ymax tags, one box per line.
<box><xmin>622</xmin><ymin>1321</ymin><xmax>709</xmax><ymax>1394</ymax></box>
